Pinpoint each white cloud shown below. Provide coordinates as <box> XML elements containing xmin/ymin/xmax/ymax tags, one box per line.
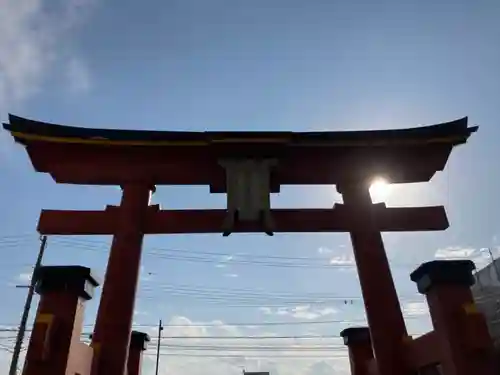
<box><xmin>258</xmin><ymin>307</ymin><xmax>273</xmax><ymax>315</ymax></box>
<box><xmin>292</xmin><ymin>310</ymin><xmax>322</xmax><ymax>320</ymax></box>
<box><xmin>316</xmin><ymin>307</ymin><xmax>337</xmax><ymax>316</ymax></box>
<box><xmin>402</xmin><ymin>301</ymin><xmax>428</xmax><ymax>317</ymax></box>
<box><xmin>435</xmin><ymin>246</ymin><xmax>477</xmax><ymax>259</ymax></box>
<box><xmin>288</xmin><ymin>305</ymin><xmax>317</xmax><ymax>320</ymax></box>
<box><xmin>318</xmin><ymin>247</ymin><xmax>333</xmax><ymax>255</ymax></box>
<box><xmin>329</xmin><ymin>255</ymin><xmax>355</xmax><ymax>266</ymax></box>
<box><xmin>139</xmin><ymin>266</ymin><xmax>154</xmax><ymax>282</ymax></box>
<box><xmin>316</xmin><ymin>246</ymin><xmax>357</xmax><ymax>273</ymax></box>
<box><xmin>0</xmin><ymin>316</ymin><xmax>351</xmax><ymax>375</ymax></box>
<box><xmin>66</xmin><ymin>57</ymin><xmax>91</xmax><ymax>93</ymax></box>
<box><xmin>434</xmin><ymin>246</ymin><xmax>494</xmax><ymax>269</ymax></box>
<box><xmin>224</xmin><ymin>273</ymin><xmax>238</xmax><ymax>278</ymax></box>
<box><xmin>216</xmin><ymin>255</ymin><xmax>234</xmax><ymax>269</ymax></box>
<box><xmin>18</xmin><ymin>273</ymin><xmax>31</xmax><ymax>282</ymax></box>
<box><xmin>306</xmin><ymin>361</ymin><xmax>349</xmax><ymax>375</ymax></box>
<box><xmin>141</xmin><ymin>316</ymin><xmax>350</xmax><ymax>375</ymax></box>
<box><xmin>0</xmin><ymin>0</ymin><xmax>95</xmax><ymax>114</ymax></box>
<box><xmin>328</xmin><ymin>255</ymin><xmax>356</xmax><ymax>273</ymax></box>
<box><xmin>258</xmin><ymin>305</ymin><xmax>338</xmax><ymax>320</ymax></box>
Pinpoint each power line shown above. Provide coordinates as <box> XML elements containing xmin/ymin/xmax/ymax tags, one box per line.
<box><xmin>161</xmin><ymin>344</ymin><xmax>344</xmax><ymax>351</ymax></box>
<box><xmin>160</xmin><ymin>345</ymin><xmax>346</xmax><ymax>351</ymax></box>
<box><xmin>157</xmin><ymin>335</ymin><xmax>358</xmax><ymax>339</ymax></box>
<box><xmin>137</xmin><ymin>297</ymin><xmax>422</xmax><ymax>309</ymax></box>
<box><xmin>0</xmin><ymin>312</ymin><xmax>426</xmax><ymax>331</ymax></box>
<box><xmin>47</xmin><ymin>237</ymin><xmax>437</xmax><ymax>270</ymax></box>
<box><xmin>140</xmin><ymin>285</ymin><xmax>422</xmax><ymax>301</ymax></box>
<box><xmin>143</xmin><ymin>353</ymin><xmax>349</xmax><ymax>359</ymax></box>
<box><xmin>136</xmin><ymin>283</ymin><xmax>424</xmax><ymax>307</ymax></box>
<box><xmin>51</xmin><ymin>238</ymin><xmax>333</xmax><ymax>262</ymax></box>
<box><xmin>0</xmin><ymin>331</ymin><xmax>427</xmax><ymax>341</ymax></box>
<box><xmin>133</xmin><ymin>319</ymin><xmax>366</xmax><ymax>327</ymax></box>
<box><xmin>142</xmin><ymin>281</ymin><xmax>368</xmax><ymax>297</ymax></box>
<box><xmin>0</xmin><ymin>234</ymin><xmax>482</xmax><ymax>271</ymax></box>
<box><xmin>0</xmin><ymin>234</ymin><xmax>427</xmax><ymax>305</ymax></box>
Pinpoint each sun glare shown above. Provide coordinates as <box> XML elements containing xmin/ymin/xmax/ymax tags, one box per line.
<box><xmin>369</xmin><ymin>177</ymin><xmax>391</xmax><ymax>202</ymax></box>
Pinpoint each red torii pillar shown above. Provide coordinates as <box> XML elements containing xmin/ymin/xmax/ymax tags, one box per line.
<box><xmin>90</xmin><ymin>184</ymin><xmax>154</xmax><ymax>375</ymax></box>
<box><xmin>340</xmin><ymin>184</ymin><xmax>411</xmax><ymax>375</ymax></box>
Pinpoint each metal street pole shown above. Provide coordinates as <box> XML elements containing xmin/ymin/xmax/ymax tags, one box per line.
<box><xmin>155</xmin><ymin>319</ymin><xmax>163</xmax><ymax>375</ymax></box>
<box><xmin>8</xmin><ymin>235</ymin><xmax>47</xmax><ymax>375</ymax></box>
<box><xmin>487</xmin><ymin>247</ymin><xmax>500</xmax><ymax>284</ymax></box>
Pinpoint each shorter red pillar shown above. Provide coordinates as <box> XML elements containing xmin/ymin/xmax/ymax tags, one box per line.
<box><xmin>340</xmin><ymin>327</ymin><xmax>374</xmax><ymax>375</ymax></box>
<box><xmin>410</xmin><ymin>260</ymin><xmax>496</xmax><ymax>375</ymax></box>
<box><xmin>23</xmin><ymin>265</ymin><xmax>99</xmax><ymax>375</ymax></box>
<box><xmin>127</xmin><ymin>331</ymin><xmax>151</xmax><ymax>375</ymax></box>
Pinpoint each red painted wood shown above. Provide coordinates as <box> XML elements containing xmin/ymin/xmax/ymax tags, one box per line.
<box><xmin>347</xmin><ymin>341</ymin><xmax>374</xmax><ymax>375</ymax></box>
<box><xmin>24</xmin><ymin>293</ymin><xmax>81</xmax><ymax>375</ymax></box>
<box><xmin>37</xmin><ymin>205</ymin><xmax>449</xmax><ymax>235</ymax></box>
<box><xmin>341</xmin><ymin>186</ymin><xmax>412</xmax><ymax>375</ymax></box>
<box><xmin>425</xmin><ymin>285</ymin><xmax>496</xmax><ymax>375</ymax></box>
<box><xmin>127</xmin><ymin>334</ymin><xmax>148</xmax><ymax>375</ymax></box>
<box><xmin>26</xmin><ymin>142</ymin><xmax>451</xmax><ymax>186</ymax></box>
<box><xmin>7</xmin><ymin>117</ymin><xmax>485</xmax><ymax>375</ymax></box>
<box><xmin>126</xmin><ymin>348</ymin><xmax>143</xmax><ymax>375</ymax></box>
<box><xmin>90</xmin><ymin>184</ymin><xmax>153</xmax><ymax>375</ymax></box>
<box><xmin>407</xmin><ymin>331</ymin><xmax>441</xmax><ymax>369</ymax></box>
<box><xmin>342</xmin><ymin>328</ymin><xmax>374</xmax><ymax>375</ymax></box>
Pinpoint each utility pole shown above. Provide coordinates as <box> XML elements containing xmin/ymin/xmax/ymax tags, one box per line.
<box><xmin>486</xmin><ymin>247</ymin><xmax>500</xmax><ymax>284</ymax></box>
<box><xmin>155</xmin><ymin>319</ymin><xmax>163</xmax><ymax>375</ymax></box>
<box><xmin>9</xmin><ymin>236</ymin><xmax>47</xmax><ymax>375</ymax></box>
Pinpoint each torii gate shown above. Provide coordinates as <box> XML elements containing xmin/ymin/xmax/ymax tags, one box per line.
<box><xmin>3</xmin><ymin>115</ymin><xmax>477</xmax><ymax>375</ymax></box>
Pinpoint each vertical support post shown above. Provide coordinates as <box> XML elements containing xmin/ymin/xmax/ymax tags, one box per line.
<box><xmin>339</xmin><ymin>184</ymin><xmax>410</xmax><ymax>375</ymax></box>
<box><xmin>91</xmin><ymin>184</ymin><xmax>154</xmax><ymax>375</ymax></box>
<box><xmin>411</xmin><ymin>260</ymin><xmax>497</xmax><ymax>375</ymax></box>
<box><xmin>127</xmin><ymin>331</ymin><xmax>151</xmax><ymax>375</ymax></box>
<box><xmin>340</xmin><ymin>327</ymin><xmax>374</xmax><ymax>375</ymax></box>
<box><xmin>23</xmin><ymin>266</ymin><xmax>98</xmax><ymax>375</ymax></box>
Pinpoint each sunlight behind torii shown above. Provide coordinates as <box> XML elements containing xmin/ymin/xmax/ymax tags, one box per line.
<box><xmin>369</xmin><ymin>177</ymin><xmax>392</xmax><ymax>202</ymax></box>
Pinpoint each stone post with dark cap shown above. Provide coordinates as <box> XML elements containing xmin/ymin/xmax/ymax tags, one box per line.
<box><xmin>23</xmin><ymin>265</ymin><xmax>99</xmax><ymax>375</ymax></box>
<box><xmin>340</xmin><ymin>327</ymin><xmax>374</xmax><ymax>375</ymax></box>
<box><xmin>127</xmin><ymin>331</ymin><xmax>151</xmax><ymax>375</ymax></box>
<box><xmin>410</xmin><ymin>260</ymin><xmax>496</xmax><ymax>375</ymax></box>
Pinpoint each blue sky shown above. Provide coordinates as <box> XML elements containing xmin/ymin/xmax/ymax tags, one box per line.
<box><xmin>1</xmin><ymin>0</ymin><xmax>500</xmax><ymax>374</ymax></box>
